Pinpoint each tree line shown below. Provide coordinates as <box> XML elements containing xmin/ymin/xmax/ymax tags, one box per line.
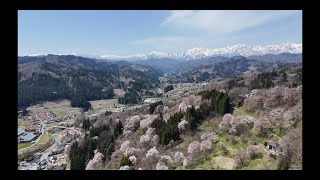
<box><xmin>69</xmin><ymin>121</ymin><xmax>123</xmax><ymax>169</ymax></box>
<box><xmin>149</xmin><ymin>101</ymin><xmax>163</xmax><ymax>114</ymax></box>
<box><xmin>199</xmin><ymin>89</ymin><xmax>231</xmax><ymax>115</ymax></box>
<box><xmin>150</xmin><ymin>89</ymin><xmax>231</xmax><ymax>145</ymax></box>
<box><xmin>151</xmin><ymin>112</ymin><xmax>183</xmax><ymax>145</ymax></box>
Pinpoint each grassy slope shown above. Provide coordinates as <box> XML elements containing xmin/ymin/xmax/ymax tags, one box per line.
<box><xmin>18</xmin><ymin>143</ymin><xmax>32</xmax><ymax>150</ymax></box>
<box><xmin>174</xmin><ymin>107</ymin><xmax>278</xmax><ymax>170</ymax></box>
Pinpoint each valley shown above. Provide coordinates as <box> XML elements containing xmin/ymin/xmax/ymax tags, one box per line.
<box><xmin>18</xmin><ymin>10</ymin><xmax>303</xmax><ymax>171</ymax></box>
<box><xmin>17</xmin><ymin>54</ymin><xmax>302</xmax><ymax>170</ymax></box>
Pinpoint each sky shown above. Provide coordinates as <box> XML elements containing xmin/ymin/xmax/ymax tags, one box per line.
<box><xmin>18</xmin><ymin>10</ymin><xmax>302</xmax><ymax>56</ymax></box>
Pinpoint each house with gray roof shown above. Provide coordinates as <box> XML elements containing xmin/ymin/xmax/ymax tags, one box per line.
<box><xmin>18</xmin><ymin>128</ymin><xmax>25</xmax><ymax>136</ymax></box>
<box><xmin>19</xmin><ymin>132</ymin><xmax>37</xmax><ymax>142</ymax></box>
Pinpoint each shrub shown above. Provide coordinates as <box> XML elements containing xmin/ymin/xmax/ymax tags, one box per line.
<box><xmin>246</xmin><ymin>145</ymin><xmax>263</xmax><ymax>159</ymax></box>
<box><xmin>235</xmin><ymin>150</ymin><xmax>249</xmax><ymax>167</ymax></box>
<box><xmin>120</xmin><ymin>156</ymin><xmax>132</xmax><ymax>166</ymax></box>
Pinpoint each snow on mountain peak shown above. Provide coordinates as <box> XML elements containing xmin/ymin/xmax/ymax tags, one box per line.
<box><xmin>101</xmin><ymin>42</ymin><xmax>302</xmax><ymax>61</ymax></box>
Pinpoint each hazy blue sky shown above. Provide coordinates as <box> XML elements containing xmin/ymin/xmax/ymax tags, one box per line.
<box><xmin>18</xmin><ymin>10</ymin><xmax>302</xmax><ymax>56</ymax></box>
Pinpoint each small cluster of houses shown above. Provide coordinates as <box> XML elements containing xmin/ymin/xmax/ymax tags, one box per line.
<box><xmin>27</xmin><ymin>111</ymin><xmax>56</xmax><ymax>124</ymax></box>
<box><xmin>27</xmin><ymin>111</ymin><xmax>75</xmax><ymax>125</ymax></box>
<box><xmin>18</xmin><ymin>128</ymin><xmax>38</xmax><ymax>143</ymax></box>
<box><xmin>44</xmin><ymin>115</ymin><xmax>74</xmax><ymax>124</ymax></box>
<box><xmin>49</xmin><ymin>131</ymin><xmax>79</xmax><ymax>157</ymax></box>
<box><xmin>19</xmin><ymin>153</ymin><xmax>46</xmax><ymax>170</ymax></box>
<box><xmin>19</xmin><ymin>155</ymin><xmax>66</xmax><ymax>170</ymax></box>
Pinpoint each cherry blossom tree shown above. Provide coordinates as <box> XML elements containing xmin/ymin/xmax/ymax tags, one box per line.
<box><xmin>160</xmin><ymin>155</ymin><xmax>173</xmax><ymax>165</ymax></box>
<box><xmin>120</xmin><ymin>141</ymin><xmax>141</xmax><ymax>156</ymax></box>
<box><xmin>219</xmin><ymin>113</ymin><xmax>234</xmax><ymax>131</ymax></box>
<box><xmin>246</xmin><ymin>145</ymin><xmax>263</xmax><ymax>159</ymax></box>
<box><xmin>178</xmin><ymin>119</ymin><xmax>188</xmax><ymax>131</ymax></box>
<box><xmin>283</xmin><ymin>108</ymin><xmax>297</xmax><ymax>127</ymax></box>
<box><xmin>140</xmin><ymin>114</ymin><xmax>158</xmax><ymax>129</ymax></box>
<box><xmin>278</xmin><ymin>125</ymin><xmax>302</xmax><ymax>170</ymax></box>
<box><xmin>120</xmin><ymin>141</ymin><xmax>131</xmax><ymax>154</ymax></box>
<box><xmin>295</xmin><ymin>85</ymin><xmax>302</xmax><ymax>100</ymax></box>
<box><xmin>179</xmin><ymin>101</ymin><xmax>191</xmax><ymax>112</ymax></box>
<box><xmin>123</xmin><ymin>115</ymin><xmax>141</xmax><ymax>136</ymax></box>
<box><xmin>183</xmin><ymin>157</ymin><xmax>189</xmax><ymax>166</ymax></box>
<box><xmin>187</xmin><ymin>141</ymin><xmax>200</xmax><ymax>155</ymax></box>
<box><xmin>229</xmin><ymin>115</ymin><xmax>254</xmax><ymax>135</ymax></box>
<box><xmin>85</xmin><ymin>152</ymin><xmax>104</xmax><ymax>170</ymax></box>
<box><xmin>156</xmin><ymin>162</ymin><xmax>168</xmax><ymax>170</ymax></box>
<box><xmin>162</xmin><ymin>106</ymin><xmax>169</xmax><ymax>113</ymax></box>
<box><xmin>146</xmin><ymin>128</ymin><xmax>156</xmax><ymax>136</ymax></box>
<box><xmin>125</xmin><ymin>147</ymin><xmax>142</xmax><ymax>157</ymax></box>
<box><xmin>263</xmin><ymin>86</ymin><xmax>285</xmax><ymax>108</ymax></box>
<box><xmin>235</xmin><ymin>150</ymin><xmax>249</xmax><ymax>167</ymax></box>
<box><xmin>254</xmin><ymin>116</ymin><xmax>271</xmax><ymax>132</ymax></box>
<box><xmin>268</xmin><ymin>108</ymin><xmax>284</xmax><ymax>128</ymax></box>
<box><xmin>283</xmin><ymin>88</ymin><xmax>297</xmax><ymax>107</ymax></box>
<box><xmin>146</xmin><ymin>147</ymin><xmax>159</xmax><ymax>162</ymax></box>
<box><xmin>140</xmin><ymin>134</ymin><xmax>151</xmax><ymax>144</ymax></box>
<box><xmin>201</xmin><ymin>132</ymin><xmax>218</xmax><ymax>142</ymax></box>
<box><xmin>200</xmin><ymin>139</ymin><xmax>213</xmax><ymax>151</ymax></box>
<box><xmin>174</xmin><ymin>152</ymin><xmax>185</xmax><ymax>165</ymax></box>
<box><xmin>244</xmin><ymin>95</ymin><xmax>264</xmax><ymax>111</ymax></box>
<box><xmin>151</xmin><ymin>135</ymin><xmax>159</xmax><ymax>147</ymax></box>
<box><xmin>129</xmin><ymin>155</ymin><xmax>137</xmax><ymax>165</ymax></box>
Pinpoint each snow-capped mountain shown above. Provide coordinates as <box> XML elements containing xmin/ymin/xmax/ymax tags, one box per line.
<box><xmin>101</xmin><ymin>42</ymin><xmax>302</xmax><ymax>61</ymax></box>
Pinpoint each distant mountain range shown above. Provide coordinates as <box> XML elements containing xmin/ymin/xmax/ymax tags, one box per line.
<box><xmin>17</xmin><ymin>52</ymin><xmax>302</xmax><ymax>107</ymax></box>
<box><xmin>100</xmin><ymin>42</ymin><xmax>302</xmax><ymax>61</ymax></box>
<box><xmin>133</xmin><ymin>53</ymin><xmax>302</xmax><ymax>74</ymax></box>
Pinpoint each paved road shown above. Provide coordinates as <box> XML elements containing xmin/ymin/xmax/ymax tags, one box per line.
<box><xmin>39</xmin><ymin>127</ymin><xmax>81</xmax><ymax>162</ymax></box>
<box><xmin>40</xmin><ymin>140</ymin><xmax>56</xmax><ymax>161</ymax></box>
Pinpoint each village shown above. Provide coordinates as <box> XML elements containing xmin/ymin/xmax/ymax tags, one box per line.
<box><xmin>18</xmin><ymin>109</ymin><xmax>83</xmax><ymax>170</ymax></box>
<box><xmin>17</xmin><ymin>97</ymin><xmax>165</xmax><ymax>170</ymax></box>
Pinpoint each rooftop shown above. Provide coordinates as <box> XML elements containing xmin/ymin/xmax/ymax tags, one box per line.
<box><xmin>18</xmin><ymin>128</ymin><xmax>25</xmax><ymax>136</ymax></box>
<box><xmin>19</xmin><ymin>132</ymin><xmax>37</xmax><ymax>142</ymax></box>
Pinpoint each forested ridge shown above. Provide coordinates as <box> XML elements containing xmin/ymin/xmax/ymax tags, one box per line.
<box><xmin>18</xmin><ymin>55</ymin><xmax>162</xmax><ymax>109</ymax></box>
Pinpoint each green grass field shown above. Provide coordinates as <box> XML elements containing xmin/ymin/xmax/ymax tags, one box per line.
<box><xmin>18</xmin><ymin>143</ymin><xmax>32</xmax><ymax>150</ymax></box>
<box><xmin>234</xmin><ymin>107</ymin><xmax>257</xmax><ymax>118</ymax></box>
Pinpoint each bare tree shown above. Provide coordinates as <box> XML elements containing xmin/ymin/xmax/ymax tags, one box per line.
<box><xmin>235</xmin><ymin>150</ymin><xmax>249</xmax><ymax>167</ymax></box>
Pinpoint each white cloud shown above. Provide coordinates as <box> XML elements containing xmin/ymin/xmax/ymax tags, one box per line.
<box><xmin>162</xmin><ymin>10</ymin><xmax>299</xmax><ymax>34</ymax></box>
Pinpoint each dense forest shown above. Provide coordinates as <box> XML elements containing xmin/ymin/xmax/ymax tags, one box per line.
<box><xmin>18</xmin><ymin>74</ymin><xmax>70</xmax><ymax>108</ymax></box>
<box><xmin>18</xmin><ymin>55</ymin><xmax>161</xmax><ymax>108</ymax></box>
<box><xmin>69</xmin><ymin>121</ymin><xmax>123</xmax><ymax>169</ymax></box>
<box><xmin>150</xmin><ymin>89</ymin><xmax>231</xmax><ymax>145</ymax></box>
<box><xmin>199</xmin><ymin>89</ymin><xmax>231</xmax><ymax>115</ymax></box>
<box><xmin>118</xmin><ymin>89</ymin><xmax>141</xmax><ymax>105</ymax></box>
<box><xmin>164</xmin><ymin>85</ymin><xmax>174</xmax><ymax>93</ymax></box>
<box><xmin>151</xmin><ymin>112</ymin><xmax>183</xmax><ymax>145</ymax></box>
<box><xmin>227</xmin><ymin>66</ymin><xmax>302</xmax><ymax>91</ymax></box>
